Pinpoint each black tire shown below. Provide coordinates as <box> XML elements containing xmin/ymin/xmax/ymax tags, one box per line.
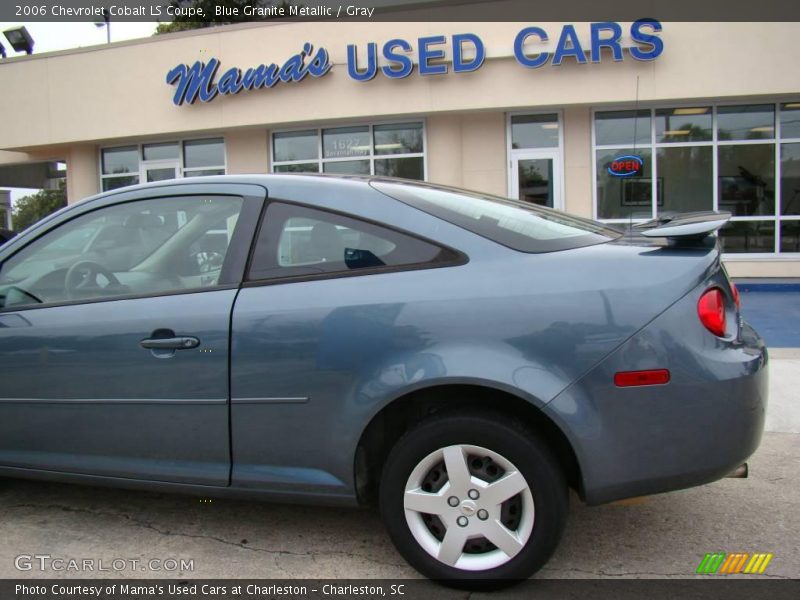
<box><xmin>379</xmin><ymin>411</ymin><xmax>568</xmax><ymax>589</ymax></box>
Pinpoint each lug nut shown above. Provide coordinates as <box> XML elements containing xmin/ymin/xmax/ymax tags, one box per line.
<box><xmin>477</xmin><ymin>509</ymin><xmax>489</xmax><ymax>520</ymax></box>
<box><xmin>447</xmin><ymin>496</ymin><xmax>459</xmax><ymax>507</ymax></box>
<box><xmin>456</xmin><ymin>516</ymin><xmax>469</xmax><ymax>527</ymax></box>
<box><xmin>468</xmin><ymin>489</ymin><xmax>479</xmax><ymax>500</ymax></box>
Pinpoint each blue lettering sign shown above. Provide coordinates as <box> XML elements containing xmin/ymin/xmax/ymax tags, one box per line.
<box><xmin>418</xmin><ymin>36</ymin><xmax>448</xmax><ymax>75</ymax></box>
<box><xmin>166</xmin><ymin>43</ymin><xmax>331</xmax><ymax>106</ymax></box>
<box><xmin>552</xmin><ymin>25</ymin><xmax>587</xmax><ymax>65</ymax></box>
<box><xmin>347</xmin><ymin>43</ymin><xmax>377</xmax><ymax>81</ymax></box>
<box><xmin>452</xmin><ymin>33</ymin><xmax>485</xmax><ymax>73</ymax></box>
<box><xmin>514</xmin><ymin>27</ymin><xmax>550</xmax><ymax>68</ymax></box>
<box><xmin>590</xmin><ymin>22</ymin><xmax>623</xmax><ymax>62</ymax></box>
<box><xmin>166</xmin><ymin>22</ymin><xmax>664</xmax><ymax>106</ymax></box>
<box><xmin>381</xmin><ymin>39</ymin><xmax>414</xmax><ymax>79</ymax></box>
<box><xmin>630</xmin><ymin>19</ymin><xmax>664</xmax><ymax>61</ymax></box>
<box><xmin>166</xmin><ymin>59</ymin><xmax>220</xmax><ymax>105</ymax></box>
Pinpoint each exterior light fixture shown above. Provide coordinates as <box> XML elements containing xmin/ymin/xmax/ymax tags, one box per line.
<box><xmin>94</xmin><ymin>9</ymin><xmax>111</xmax><ymax>44</ymax></box>
<box><xmin>3</xmin><ymin>26</ymin><xmax>34</xmax><ymax>55</ymax></box>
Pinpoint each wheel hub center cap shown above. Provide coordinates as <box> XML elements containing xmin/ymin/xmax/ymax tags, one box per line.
<box><xmin>459</xmin><ymin>499</ymin><xmax>477</xmax><ymax>516</ymax></box>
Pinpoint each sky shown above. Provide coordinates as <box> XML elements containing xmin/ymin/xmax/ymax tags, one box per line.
<box><xmin>0</xmin><ymin>22</ymin><xmax>158</xmax><ymax>54</ymax></box>
<box><xmin>1</xmin><ymin>22</ymin><xmax>157</xmax><ymax>205</ymax></box>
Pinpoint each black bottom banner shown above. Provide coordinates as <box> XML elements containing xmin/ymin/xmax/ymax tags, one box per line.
<box><xmin>2</xmin><ymin>579</ymin><xmax>799</xmax><ymax>600</ymax></box>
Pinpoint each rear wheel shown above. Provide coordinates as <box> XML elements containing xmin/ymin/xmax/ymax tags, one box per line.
<box><xmin>379</xmin><ymin>412</ymin><xmax>568</xmax><ymax>588</ymax></box>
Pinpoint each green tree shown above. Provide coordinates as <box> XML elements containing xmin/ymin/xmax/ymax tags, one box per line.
<box><xmin>155</xmin><ymin>0</ymin><xmax>293</xmax><ymax>34</ymax></box>
<box><xmin>12</xmin><ymin>185</ymin><xmax>66</xmax><ymax>231</ymax></box>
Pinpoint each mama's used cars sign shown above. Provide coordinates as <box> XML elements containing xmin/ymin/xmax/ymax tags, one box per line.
<box><xmin>166</xmin><ymin>20</ymin><xmax>663</xmax><ymax>106</ymax></box>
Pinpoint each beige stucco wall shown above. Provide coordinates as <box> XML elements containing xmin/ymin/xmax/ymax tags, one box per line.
<box><xmin>224</xmin><ymin>128</ymin><xmax>269</xmax><ymax>174</ymax></box>
<box><xmin>0</xmin><ymin>150</ymin><xmax>33</xmax><ymax>166</ymax></box>
<box><xmin>460</xmin><ymin>113</ymin><xmax>507</xmax><ymax>196</ymax></box>
<box><xmin>725</xmin><ymin>261</ymin><xmax>800</xmax><ymax>278</ymax></box>
<box><xmin>426</xmin><ymin>114</ymin><xmax>464</xmax><ymax>189</ymax></box>
<box><xmin>64</xmin><ymin>145</ymin><xmax>99</xmax><ymax>204</ymax></box>
<box><xmin>562</xmin><ymin>106</ymin><xmax>593</xmax><ymax>217</ymax></box>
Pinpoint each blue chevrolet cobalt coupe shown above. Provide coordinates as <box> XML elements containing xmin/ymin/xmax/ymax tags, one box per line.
<box><xmin>0</xmin><ymin>175</ymin><xmax>766</xmax><ymax>586</ymax></box>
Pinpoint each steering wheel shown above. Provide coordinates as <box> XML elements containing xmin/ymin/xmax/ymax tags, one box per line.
<box><xmin>65</xmin><ymin>261</ymin><xmax>122</xmax><ymax>299</ymax></box>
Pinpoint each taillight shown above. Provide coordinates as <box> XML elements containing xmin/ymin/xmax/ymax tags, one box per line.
<box><xmin>731</xmin><ymin>282</ymin><xmax>741</xmax><ymax>310</ymax></box>
<box><xmin>698</xmin><ymin>288</ymin><xmax>726</xmax><ymax>337</ymax></box>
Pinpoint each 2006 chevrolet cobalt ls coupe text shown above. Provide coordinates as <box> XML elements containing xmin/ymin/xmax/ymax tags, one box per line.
<box><xmin>0</xmin><ymin>175</ymin><xmax>767</xmax><ymax>586</ymax></box>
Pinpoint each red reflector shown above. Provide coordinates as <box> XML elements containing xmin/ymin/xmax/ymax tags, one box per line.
<box><xmin>698</xmin><ymin>288</ymin><xmax>726</xmax><ymax>337</ymax></box>
<box><xmin>731</xmin><ymin>282</ymin><xmax>741</xmax><ymax>310</ymax></box>
<box><xmin>614</xmin><ymin>369</ymin><xmax>671</xmax><ymax>387</ymax></box>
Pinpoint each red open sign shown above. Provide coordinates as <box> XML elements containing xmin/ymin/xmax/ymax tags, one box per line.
<box><xmin>607</xmin><ymin>155</ymin><xmax>644</xmax><ymax>177</ymax></box>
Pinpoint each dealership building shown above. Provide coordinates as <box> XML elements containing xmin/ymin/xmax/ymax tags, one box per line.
<box><xmin>0</xmin><ymin>20</ymin><xmax>799</xmax><ymax>277</ymax></box>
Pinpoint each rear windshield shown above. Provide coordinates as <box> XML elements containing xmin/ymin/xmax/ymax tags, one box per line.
<box><xmin>372</xmin><ymin>180</ymin><xmax>620</xmax><ymax>253</ymax></box>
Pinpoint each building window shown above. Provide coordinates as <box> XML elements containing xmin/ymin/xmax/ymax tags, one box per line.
<box><xmin>596</xmin><ymin>147</ymin><xmax>653</xmax><ymax>218</ymax></box>
<box><xmin>100</xmin><ymin>146</ymin><xmax>139</xmax><ymax>191</ymax></box>
<box><xmin>595</xmin><ymin>110</ymin><xmax>651</xmax><ymax>147</ymax></box>
<box><xmin>142</xmin><ymin>142</ymin><xmax>179</xmax><ymax>162</ymax></box>
<box><xmin>183</xmin><ymin>139</ymin><xmax>226</xmax><ymax>175</ymax></box>
<box><xmin>100</xmin><ymin>138</ymin><xmax>225</xmax><ymax>191</ymax></box>
<box><xmin>510</xmin><ymin>114</ymin><xmax>560</xmax><ymax>149</ymax></box>
<box><xmin>593</xmin><ymin>103</ymin><xmax>800</xmax><ymax>256</ymax></box>
<box><xmin>271</xmin><ymin>122</ymin><xmax>425</xmax><ymax>180</ymax></box>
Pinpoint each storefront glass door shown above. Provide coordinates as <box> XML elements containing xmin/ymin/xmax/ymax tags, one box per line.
<box><xmin>511</xmin><ymin>151</ymin><xmax>561</xmax><ymax>209</ymax></box>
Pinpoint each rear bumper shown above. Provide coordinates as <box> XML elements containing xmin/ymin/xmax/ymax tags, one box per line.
<box><xmin>545</xmin><ymin>286</ymin><xmax>768</xmax><ymax>505</ymax></box>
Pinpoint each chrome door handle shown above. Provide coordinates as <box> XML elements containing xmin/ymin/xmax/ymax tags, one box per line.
<box><xmin>140</xmin><ymin>336</ymin><xmax>200</xmax><ymax>350</ymax></box>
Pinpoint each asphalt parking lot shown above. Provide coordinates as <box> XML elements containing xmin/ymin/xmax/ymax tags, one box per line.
<box><xmin>1</xmin><ymin>346</ymin><xmax>797</xmax><ymax>582</ymax></box>
<box><xmin>0</xmin><ymin>431</ymin><xmax>796</xmax><ymax>581</ymax></box>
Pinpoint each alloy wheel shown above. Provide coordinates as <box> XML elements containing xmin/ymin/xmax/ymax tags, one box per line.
<box><xmin>402</xmin><ymin>444</ymin><xmax>535</xmax><ymax>571</ymax></box>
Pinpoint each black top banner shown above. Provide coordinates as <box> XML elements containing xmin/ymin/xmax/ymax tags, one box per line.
<box><xmin>1</xmin><ymin>0</ymin><xmax>800</xmax><ymax>23</ymax></box>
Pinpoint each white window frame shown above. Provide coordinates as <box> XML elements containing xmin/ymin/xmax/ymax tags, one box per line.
<box><xmin>270</xmin><ymin>119</ymin><xmax>427</xmax><ymax>179</ymax></box>
<box><xmin>591</xmin><ymin>101</ymin><xmax>800</xmax><ymax>259</ymax></box>
<box><xmin>99</xmin><ymin>137</ymin><xmax>227</xmax><ymax>192</ymax></box>
<box><xmin>506</xmin><ymin>110</ymin><xmax>565</xmax><ymax>210</ymax></box>
<box><xmin>141</xmin><ymin>158</ymin><xmax>181</xmax><ymax>184</ymax></box>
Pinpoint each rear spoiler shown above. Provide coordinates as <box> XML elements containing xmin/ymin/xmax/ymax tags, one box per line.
<box><xmin>632</xmin><ymin>211</ymin><xmax>731</xmax><ymax>239</ymax></box>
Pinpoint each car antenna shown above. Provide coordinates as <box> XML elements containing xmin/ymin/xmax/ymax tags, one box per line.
<box><xmin>628</xmin><ymin>75</ymin><xmax>641</xmax><ymax>239</ymax></box>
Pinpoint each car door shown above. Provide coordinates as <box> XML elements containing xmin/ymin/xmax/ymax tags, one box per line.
<box><xmin>0</xmin><ymin>183</ymin><xmax>264</xmax><ymax>485</ymax></box>
<box><xmin>229</xmin><ymin>200</ymin><xmax>461</xmax><ymax>496</ymax></box>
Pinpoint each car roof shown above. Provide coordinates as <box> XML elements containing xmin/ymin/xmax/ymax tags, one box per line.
<box><xmin>91</xmin><ymin>173</ymin><xmax>381</xmax><ymax>198</ymax></box>
<box><xmin>82</xmin><ymin>174</ymin><xmax>477</xmax><ymax>208</ymax></box>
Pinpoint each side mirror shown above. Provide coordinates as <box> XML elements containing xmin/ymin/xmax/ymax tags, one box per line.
<box><xmin>3</xmin><ymin>285</ymin><xmax>41</xmax><ymax>308</ymax></box>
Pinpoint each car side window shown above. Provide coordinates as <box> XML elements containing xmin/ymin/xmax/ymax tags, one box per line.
<box><xmin>248</xmin><ymin>202</ymin><xmax>456</xmax><ymax>281</ymax></box>
<box><xmin>0</xmin><ymin>196</ymin><xmax>243</xmax><ymax>310</ymax></box>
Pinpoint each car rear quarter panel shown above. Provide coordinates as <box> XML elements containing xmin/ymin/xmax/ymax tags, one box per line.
<box><xmin>544</xmin><ymin>268</ymin><xmax>768</xmax><ymax>505</ymax></box>
<box><xmin>229</xmin><ymin>180</ymin><xmax>728</xmax><ymax>501</ymax></box>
